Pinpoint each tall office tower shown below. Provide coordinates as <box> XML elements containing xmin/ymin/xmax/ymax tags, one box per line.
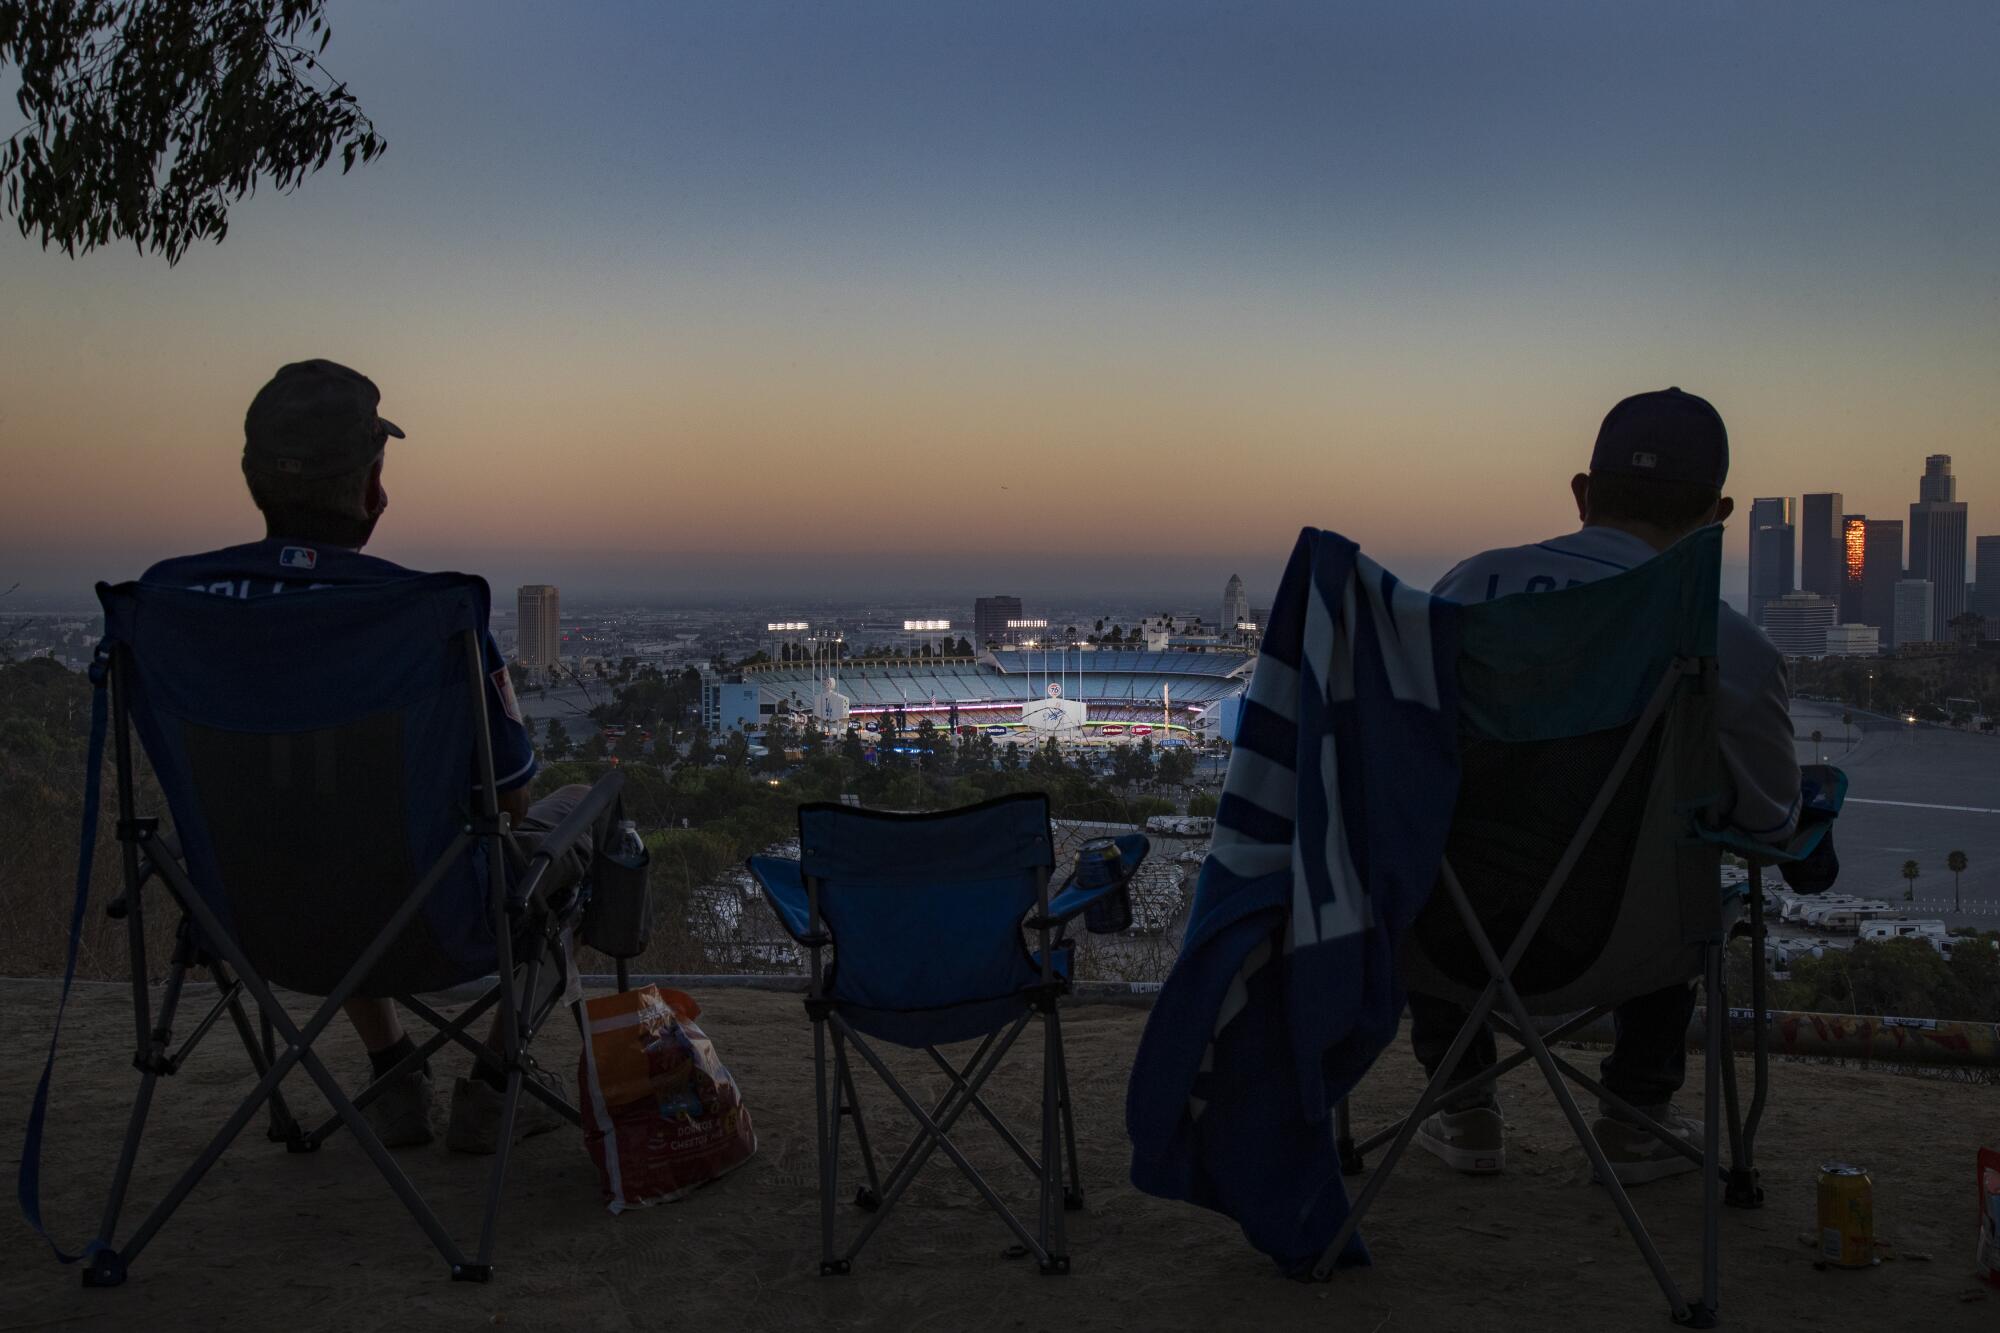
<box><xmin>1799</xmin><ymin>493</ymin><xmax>1845</xmax><ymax>599</ymax></box>
<box><xmin>1839</xmin><ymin>514</ymin><xmax>1867</xmax><ymax>622</ymax></box>
<box><xmin>1909</xmin><ymin>453</ymin><xmax>1969</xmax><ymax>629</ymax></box>
<box><xmin>972</xmin><ymin>595</ymin><xmax>1023</xmax><ymax>649</ymax></box>
<box><xmin>1974</xmin><ymin>535</ymin><xmax>2000</xmax><ymax>628</ymax></box>
<box><xmin>1757</xmin><ymin>592</ymin><xmax>1840</xmax><ymax>658</ymax></box>
<box><xmin>516</xmin><ymin>584</ymin><xmax>561</xmax><ymax>668</ymax></box>
<box><xmin>1222</xmin><ymin>574</ymin><xmax>1250</xmax><ymax>638</ymax></box>
<box><xmin>1893</xmin><ymin>579</ymin><xmax>1934</xmax><ymax>647</ymax></box>
<box><xmin>1746</xmin><ymin>497</ymin><xmax>1796</xmax><ymax>627</ymax></box>
<box><xmin>1919</xmin><ymin>453</ymin><xmax>1957</xmax><ymax>502</ymax></box>
<box><xmin>1861</xmin><ymin>519</ymin><xmax>1904</xmax><ymax>645</ymax></box>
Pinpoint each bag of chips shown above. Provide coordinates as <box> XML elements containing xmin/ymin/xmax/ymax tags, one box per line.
<box><xmin>577</xmin><ymin>985</ymin><xmax>757</xmax><ymax>1213</ymax></box>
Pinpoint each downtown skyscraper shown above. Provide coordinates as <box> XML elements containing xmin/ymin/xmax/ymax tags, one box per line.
<box><xmin>1800</xmin><ymin>492</ymin><xmax>1845</xmax><ymax>601</ymax></box>
<box><xmin>1861</xmin><ymin>519</ymin><xmax>1904</xmax><ymax>646</ymax></box>
<box><xmin>516</xmin><ymin>584</ymin><xmax>562</xmax><ymax>669</ymax></box>
<box><xmin>1908</xmin><ymin>454</ymin><xmax>1968</xmax><ymax>631</ymax></box>
<box><xmin>1746</xmin><ymin>497</ymin><xmax>1795</xmax><ymax>627</ymax></box>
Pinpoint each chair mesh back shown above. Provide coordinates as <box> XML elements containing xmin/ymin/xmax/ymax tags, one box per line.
<box><xmin>181</xmin><ymin>711</ymin><xmax>462</xmax><ymax>995</ymax></box>
<box><xmin>99</xmin><ymin>575</ymin><xmax>501</xmax><ymax>996</ymax></box>
<box><xmin>799</xmin><ymin>795</ymin><xmax>1054</xmax><ymax>1020</ymax></box>
<box><xmin>1413</xmin><ymin>718</ymin><xmax>1664</xmax><ymax>994</ymax></box>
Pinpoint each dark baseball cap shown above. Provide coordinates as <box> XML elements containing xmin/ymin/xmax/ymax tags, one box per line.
<box><xmin>243</xmin><ymin>359</ymin><xmax>404</xmax><ymax>480</ymax></box>
<box><xmin>1589</xmin><ymin>387</ymin><xmax>1728</xmax><ymax>489</ymax></box>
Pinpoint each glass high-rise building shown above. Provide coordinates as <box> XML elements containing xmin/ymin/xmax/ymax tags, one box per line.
<box><xmin>516</xmin><ymin>584</ymin><xmax>561</xmax><ymax>669</ymax></box>
<box><xmin>1746</xmin><ymin>497</ymin><xmax>1795</xmax><ymax>627</ymax></box>
<box><xmin>1800</xmin><ymin>493</ymin><xmax>1845</xmax><ymax>599</ymax></box>
<box><xmin>1908</xmin><ymin>455</ymin><xmax>1968</xmax><ymax>630</ymax></box>
<box><xmin>1840</xmin><ymin>514</ymin><xmax>1867</xmax><ymax>623</ymax></box>
<box><xmin>973</xmin><ymin>595</ymin><xmax>1024</xmax><ymax>649</ymax></box>
<box><xmin>1860</xmin><ymin>518</ymin><xmax>1903</xmax><ymax>646</ymax></box>
<box><xmin>1894</xmin><ymin>579</ymin><xmax>1934</xmax><ymax>647</ymax></box>
<box><xmin>1919</xmin><ymin>453</ymin><xmax>1957</xmax><ymax>503</ymax></box>
<box><xmin>1975</xmin><ymin>535</ymin><xmax>2000</xmax><ymax>629</ymax></box>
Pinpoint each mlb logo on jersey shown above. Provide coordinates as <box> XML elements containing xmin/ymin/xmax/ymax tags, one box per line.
<box><xmin>279</xmin><ymin>546</ymin><xmax>319</xmax><ymax>570</ymax></box>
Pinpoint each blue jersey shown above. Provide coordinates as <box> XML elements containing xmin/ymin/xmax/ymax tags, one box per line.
<box><xmin>142</xmin><ymin>539</ymin><xmax>539</xmax><ymax>793</ymax></box>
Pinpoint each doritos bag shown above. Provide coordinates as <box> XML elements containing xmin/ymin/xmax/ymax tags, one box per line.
<box><xmin>577</xmin><ymin>985</ymin><xmax>757</xmax><ymax>1213</ymax></box>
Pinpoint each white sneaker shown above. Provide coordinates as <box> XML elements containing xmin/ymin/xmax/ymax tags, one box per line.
<box><xmin>1590</xmin><ymin>1105</ymin><xmax>1703</xmax><ymax>1186</ymax></box>
<box><xmin>1414</xmin><ymin>1105</ymin><xmax>1505</xmax><ymax>1174</ymax></box>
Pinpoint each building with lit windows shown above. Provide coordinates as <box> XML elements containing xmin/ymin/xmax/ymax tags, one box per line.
<box><xmin>516</xmin><ymin>584</ymin><xmax>561</xmax><ymax>669</ymax></box>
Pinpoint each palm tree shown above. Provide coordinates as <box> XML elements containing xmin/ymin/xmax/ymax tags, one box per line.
<box><xmin>1901</xmin><ymin>859</ymin><xmax>1920</xmax><ymax>902</ymax></box>
<box><xmin>1947</xmin><ymin>850</ymin><xmax>1968</xmax><ymax>912</ymax></box>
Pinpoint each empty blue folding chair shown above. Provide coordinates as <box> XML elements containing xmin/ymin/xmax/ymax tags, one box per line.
<box><xmin>747</xmin><ymin>794</ymin><xmax>1147</xmax><ymax>1274</ymax></box>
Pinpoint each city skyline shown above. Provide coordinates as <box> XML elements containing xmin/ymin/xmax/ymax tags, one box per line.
<box><xmin>2</xmin><ymin>2</ymin><xmax>1996</xmax><ymax>602</ymax></box>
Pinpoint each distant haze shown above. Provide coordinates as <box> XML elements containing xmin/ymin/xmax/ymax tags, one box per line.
<box><xmin>2</xmin><ymin>1</ymin><xmax>1992</xmax><ymax>606</ymax></box>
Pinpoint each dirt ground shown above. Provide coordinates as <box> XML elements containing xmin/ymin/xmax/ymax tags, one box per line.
<box><xmin>5</xmin><ymin>979</ymin><xmax>1996</xmax><ymax>1332</ymax></box>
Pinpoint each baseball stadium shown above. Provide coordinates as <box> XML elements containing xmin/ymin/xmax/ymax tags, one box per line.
<box><xmin>738</xmin><ymin>648</ymin><xmax>1255</xmax><ymax>743</ymax></box>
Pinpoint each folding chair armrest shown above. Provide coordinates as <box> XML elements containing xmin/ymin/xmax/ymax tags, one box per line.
<box><xmin>1032</xmin><ymin>881</ymin><xmax>1119</xmax><ymax>930</ymax></box>
<box><xmin>511</xmin><ymin>770</ymin><xmax>625</xmax><ymax>912</ymax></box>
<box><xmin>1030</xmin><ymin>833</ymin><xmax>1151</xmax><ymax>928</ymax></box>
<box><xmin>746</xmin><ymin>855</ymin><xmax>826</xmax><ymax>946</ymax></box>
<box><xmin>1696</xmin><ymin>818</ymin><xmax>1830</xmax><ymax>867</ymax></box>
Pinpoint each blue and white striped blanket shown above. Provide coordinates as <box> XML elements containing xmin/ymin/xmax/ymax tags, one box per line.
<box><xmin>1126</xmin><ymin>527</ymin><xmax>1461</xmax><ymax>1276</ymax></box>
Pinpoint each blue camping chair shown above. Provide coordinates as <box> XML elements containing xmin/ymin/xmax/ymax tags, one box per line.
<box><xmin>20</xmin><ymin>574</ymin><xmax>623</xmax><ymax>1287</ymax></box>
<box><xmin>747</xmin><ymin>795</ymin><xmax>1147</xmax><ymax>1274</ymax></box>
<box><xmin>1321</xmin><ymin>527</ymin><xmax>1844</xmax><ymax>1325</ymax></box>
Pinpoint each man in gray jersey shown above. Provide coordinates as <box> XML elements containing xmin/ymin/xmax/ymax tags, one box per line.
<box><xmin>1413</xmin><ymin>387</ymin><xmax>1799</xmax><ymax>1186</ymax></box>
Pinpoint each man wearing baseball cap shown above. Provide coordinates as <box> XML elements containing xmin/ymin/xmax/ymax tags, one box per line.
<box><xmin>142</xmin><ymin>360</ymin><xmax>602</xmax><ymax>1154</ymax></box>
<box><xmin>1408</xmin><ymin>388</ymin><xmax>1799</xmax><ymax>1187</ymax></box>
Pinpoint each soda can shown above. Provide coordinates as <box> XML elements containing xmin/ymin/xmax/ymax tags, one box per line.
<box><xmin>1815</xmin><ymin>1163</ymin><xmax>1876</xmax><ymax>1269</ymax></box>
<box><xmin>1077</xmin><ymin>838</ymin><xmax>1131</xmax><ymax>934</ymax></box>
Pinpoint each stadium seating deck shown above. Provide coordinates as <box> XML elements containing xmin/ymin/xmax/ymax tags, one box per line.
<box><xmin>747</xmin><ymin>650</ymin><xmax>1252</xmax><ymax>710</ymax></box>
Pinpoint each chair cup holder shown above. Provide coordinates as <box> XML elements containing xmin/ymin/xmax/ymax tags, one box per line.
<box><xmin>581</xmin><ymin>852</ymin><xmax>652</xmax><ymax>960</ymax></box>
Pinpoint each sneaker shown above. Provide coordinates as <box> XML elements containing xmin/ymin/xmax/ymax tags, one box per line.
<box><xmin>446</xmin><ymin>1069</ymin><xmax>567</xmax><ymax>1155</ymax></box>
<box><xmin>361</xmin><ymin>1067</ymin><xmax>436</xmax><ymax>1149</ymax></box>
<box><xmin>1414</xmin><ymin>1105</ymin><xmax>1505</xmax><ymax>1174</ymax></box>
<box><xmin>1590</xmin><ymin>1105</ymin><xmax>1703</xmax><ymax>1186</ymax></box>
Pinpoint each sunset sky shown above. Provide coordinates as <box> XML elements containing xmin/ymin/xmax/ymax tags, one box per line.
<box><xmin>2</xmin><ymin>0</ymin><xmax>1995</xmax><ymax>605</ymax></box>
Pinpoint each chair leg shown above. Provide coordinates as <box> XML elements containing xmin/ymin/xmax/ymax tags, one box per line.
<box><xmin>811</xmin><ymin>1010</ymin><xmax>845</xmax><ymax>1275</ymax></box>
<box><xmin>924</xmin><ymin>1044</ymin><xmax>1043</xmax><ymax>1178</ymax></box>
<box><xmin>1698</xmin><ymin>945</ymin><xmax>1724</xmax><ymax>1323</ymax></box>
<box><xmin>87</xmin><ymin>950</ymin><xmax>194</xmax><ymax>1281</ymax></box>
<box><xmin>1311</xmin><ymin>979</ymin><xmax>1506</xmax><ymax>1278</ymax></box>
<box><xmin>212</xmin><ymin>978</ymin><xmax>305</xmax><ymax>1148</ymax></box>
<box><xmin>836</xmin><ymin>1037</ymin><xmax>882</xmax><ymax>1210</ymax></box>
<box><xmin>869</xmin><ymin>1031</ymin><xmax>999</xmax><ymax>1196</ymax></box>
<box><xmin>837</xmin><ymin>1013</ymin><xmax>1047</xmax><ymax>1267</ymax></box>
<box><xmin>1039</xmin><ymin>1004</ymin><xmax>1068</xmax><ymax>1273</ymax></box>
<box><xmin>1050</xmin><ymin>1009</ymin><xmax>1085</xmax><ymax>1210</ymax></box>
<box><xmin>1492</xmin><ymin>976</ymin><xmax>1698</xmax><ymax>1325</ymax></box>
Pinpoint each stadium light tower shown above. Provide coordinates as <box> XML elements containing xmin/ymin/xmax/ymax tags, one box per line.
<box><xmin>1008</xmin><ymin>617</ymin><xmax>1048</xmax><ymax>649</ymax></box>
<box><xmin>903</xmin><ymin>618</ymin><xmax>951</xmax><ymax>659</ymax></box>
<box><xmin>766</xmin><ymin>620</ymin><xmax>810</xmax><ymax>664</ymax></box>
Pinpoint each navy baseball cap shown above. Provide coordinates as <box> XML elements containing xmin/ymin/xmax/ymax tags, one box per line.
<box><xmin>1589</xmin><ymin>387</ymin><xmax>1728</xmax><ymax>488</ymax></box>
<box><xmin>243</xmin><ymin>359</ymin><xmax>404</xmax><ymax>480</ymax></box>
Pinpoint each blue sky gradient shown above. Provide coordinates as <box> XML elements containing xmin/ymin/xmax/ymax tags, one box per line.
<box><xmin>2</xmin><ymin>1</ymin><xmax>1994</xmax><ymax>602</ymax></box>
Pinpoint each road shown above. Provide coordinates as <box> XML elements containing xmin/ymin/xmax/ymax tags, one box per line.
<box><xmin>1789</xmin><ymin>700</ymin><xmax>1998</xmax><ymax>928</ymax></box>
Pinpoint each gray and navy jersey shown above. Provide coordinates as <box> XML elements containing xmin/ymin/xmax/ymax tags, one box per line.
<box><xmin>142</xmin><ymin>539</ymin><xmax>538</xmax><ymax>794</ymax></box>
<box><xmin>1436</xmin><ymin>526</ymin><xmax>1799</xmax><ymax>845</ymax></box>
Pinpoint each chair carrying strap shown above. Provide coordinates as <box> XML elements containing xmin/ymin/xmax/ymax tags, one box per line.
<box><xmin>15</xmin><ymin>645</ymin><xmax>112</xmax><ymax>1264</ymax></box>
